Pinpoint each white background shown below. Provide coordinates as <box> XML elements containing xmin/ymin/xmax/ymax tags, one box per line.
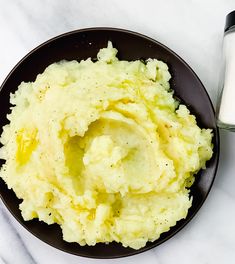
<box><xmin>0</xmin><ymin>1</ymin><xmax>235</xmax><ymax>263</ymax></box>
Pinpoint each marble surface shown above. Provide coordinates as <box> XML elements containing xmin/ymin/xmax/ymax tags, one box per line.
<box><xmin>0</xmin><ymin>0</ymin><xmax>235</xmax><ymax>263</ymax></box>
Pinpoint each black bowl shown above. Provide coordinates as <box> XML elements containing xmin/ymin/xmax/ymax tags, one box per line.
<box><xmin>0</xmin><ymin>28</ymin><xmax>219</xmax><ymax>258</ymax></box>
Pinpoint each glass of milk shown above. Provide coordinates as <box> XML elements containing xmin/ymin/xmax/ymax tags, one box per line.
<box><xmin>217</xmin><ymin>10</ymin><xmax>235</xmax><ymax>131</ymax></box>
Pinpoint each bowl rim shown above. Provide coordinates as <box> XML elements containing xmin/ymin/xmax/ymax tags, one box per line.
<box><xmin>0</xmin><ymin>27</ymin><xmax>220</xmax><ymax>259</ymax></box>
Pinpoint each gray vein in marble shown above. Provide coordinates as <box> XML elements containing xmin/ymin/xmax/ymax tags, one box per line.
<box><xmin>0</xmin><ymin>0</ymin><xmax>31</xmax><ymax>47</ymax></box>
<box><xmin>13</xmin><ymin>0</ymin><xmax>54</xmax><ymax>37</ymax></box>
<box><xmin>0</xmin><ymin>207</ymin><xmax>37</xmax><ymax>264</ymax></box>
<box><xmin>0</xmin><ymin>255</ymin><xmax>8</xmax><ymax>264</ymax></box>
<box><xmin>214</xmin><ymin>183</ymin><xmax>235</xmax><ymax>201</ymax></box>
<box><xmin>14</xmin><ymin>0</ymin><xmax>74</xmax><ymax>37</ymax></box>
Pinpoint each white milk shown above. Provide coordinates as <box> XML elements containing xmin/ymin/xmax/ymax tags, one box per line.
<box><xmin>217</xmin><ymin>30</ymin><xmax>235</xmax><ymax>128</ymax></box>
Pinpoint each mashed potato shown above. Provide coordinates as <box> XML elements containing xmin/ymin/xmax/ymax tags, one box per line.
<box><xmin>0</xmin><ymin>42</ymin><xmax>213</xmax><ymax>249</ymax></box>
